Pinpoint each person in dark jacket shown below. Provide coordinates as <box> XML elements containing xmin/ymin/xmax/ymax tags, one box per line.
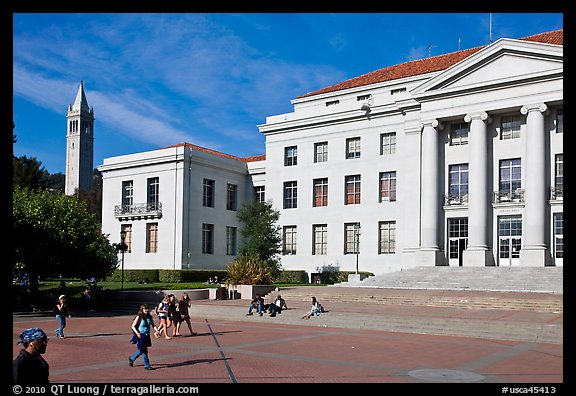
<box><xmin>13</xmin><ymin>328</ymin><xmax>50</xmax><ymax>384</ymax></box>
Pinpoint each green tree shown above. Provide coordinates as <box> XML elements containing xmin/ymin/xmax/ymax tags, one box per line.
<box><xmin>13</xmin><ymin>155</ymin><xmax>50</xmax><ymax>190</ymax></box>
<box><xmin>13</xmin><ymin>186</ymin><xmax>118</xmax><ymax>294</ymax></box>
<box><xmin>236</xmin><ymin>200</ymin><xmax>282</xmax><ymax>275</ymax></box>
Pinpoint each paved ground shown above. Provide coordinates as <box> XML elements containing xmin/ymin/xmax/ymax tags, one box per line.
<box><xmin>12</xmin><ymin>286</ymin><xmax>564</xmax><ymax>388</ymax></box>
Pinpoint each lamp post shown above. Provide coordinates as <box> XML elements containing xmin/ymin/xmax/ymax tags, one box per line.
<box><xmin>116</xmin><ymin>230</ymin><xmax>128</xmax><ymax>300</ymax></box>
<box><xmin>354</xmin><ymin>223</ymin><xmax>361</xmax><ymax>275</ymax></box>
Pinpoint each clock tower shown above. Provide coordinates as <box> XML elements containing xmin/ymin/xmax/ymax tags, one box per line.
<box><xmin>65</xmin><ymin>81</ymin><xmax>94</xmax><ymax>195</ymax></box>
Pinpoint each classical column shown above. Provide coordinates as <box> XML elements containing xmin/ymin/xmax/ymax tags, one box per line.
<box><xmin>462</xmin><ymin>112</ymin><xmax>494</xmax><ymax>266</ymax></box>
<box><xmin>520</xmin><ymin>103</ymin><xmax>550</xmax><ymax>266</ymax></box>
<box><xmin>418</xmin><ymin>119</ymin><xmax>444</xmax><ymax>266</ymax></box>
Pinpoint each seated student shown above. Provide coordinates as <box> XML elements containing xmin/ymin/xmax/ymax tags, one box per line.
<box><xmin>302</xmin><ymin>296</ymin><xmax>323</xmax><ymax>319</ymax></box>
<box><xmin>246</xmin><ymin>293</ymin><xmax>264</xmax><ymax>316</ymax></box>
<box><xmin>269</xmin><ymin>295</ymin><xmax>288</xmax><ymax>317</ymax></box>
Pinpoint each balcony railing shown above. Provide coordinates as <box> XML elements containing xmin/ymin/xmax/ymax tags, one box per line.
<box><xmin>494</xmin><ymin>189</ymin><xmax>525</xmax><ymax>203</ymax></box>
<box><xmin>550</xmin><ymin>187</ymin><xmax>563</xmax><ymax>200</ymax></box>
<box><xmin>444</xmin><ymin>193</ymin><xmax>469</xmax><ymax>206</ymax></box>
<box><xmin>114</xmin><ymin>202</ymin><xmax>162</xmax><ymax>219</ymax></box>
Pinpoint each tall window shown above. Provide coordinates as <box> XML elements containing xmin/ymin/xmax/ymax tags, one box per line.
<box><xmin>284</xmin><ymin>146</ymin><xmax>298</xmax><ymax>166</ymax></box>
<box><xmin>227</xmin><ymin>183</ymin><xmax>238</xmax><ymax>211</ymax></box>
<box><xmin>450</xmin><ymin>122</ymin><xmax>469</xmax><ymax>146</ymax></box>
<box><xmin>555</xmin><ymin>154</ymin><xmax>563</xmax><ymax>192</ymax></box>
<box><xmin>147</xmin><ymin>177</ymin><xmax>159</xmax><ymax>206</ymax></box>
<box><xmin>312</xmin><ymin>224</ymin><xmax>328</xmax><ymax>255</ymax></box>
<box><xmin>313</xmin><ymin>178</ymin><xmax>328</xmax><ymax>207</ymax></box>
<box><xmin>501</xmin><ymin>116</ymin><xmax>522</xmax><ymax>140</ymax></box>
<box><xmin>345</xmin><ymin>175</ymin><xmax>361</xmax><ymax>205</ymax></box>
<box><xmin>554</xmin><ymin>213</ymin><xmax>563</xmax><ymax>259</ymax></box>
<box><xmin>380</xmin><ymin>132</ymin><xmax>396</xmax><ymax>155</ymax></box>
<box><xmin>284</xmin><ymin>181</ymin><xmax>298</xmax><ymax>209</ymax></box>
<box><xmin>121</xmin><ymin>224</ymin><xmax>133</xmax><ymax>253</ymax></box>
<box><xmin>203</xmin><ymin>179</ymin><xmax>215</xmax><ymax>207</ymax></box>
<box><xmin>344</xmin><ymin>223</ymin><xmax>360</xmax><ymax>255</ymax></box>
<box><xmin>254</xmin><ymin>186</ymin><xmax>265</xmax><ymax>203</ymax></box>
<box><xmin>449</xmin><ymin>164</ymin><xmax>469</xmax><ymax>198</ymax></box>
<box><xmin>499</xmin><ymin>158</ymin><xmax>521</xmax><ymax>193</ymax></box>
<box><xmin>378</xmin><ymin>221</ymin><xmax>396</xmax><ymax>254</ymax></box>
<box><xmin>556</xmin><ymin>109</ymin><xmax>563</xmax><ymax>133</ymax></box>
<box><xmin>122</xmin><ymin>180</ymin><xmax>133</xmax><ymax>207</ymax></box>
<box><xmin>283</xmin><ymin>226</ymin><xmax>297</xmax><ymax>255</ymax></box>
<box><xmin>314</xmin><ymin>142</ymin><xmax>328</xmax><ymax>163</ymax></box>
<box><xmin>146</xmin><ymin>223</ymin><xmax>158</xmax><ymax>253</ymax></box>
<box><xmin>202</xmin><ymin>224</ymin><xmax>214</xmax><ymax>254</ymax></box>
<box><xmin>379</xmin><ymin>171</ymin><xmax>397</xmax><ymax>202</ymax></box>
<box><xmin>346</xmin><ymin>137</ymin><xmax>361</xmax><ymax>159</ymax></box>
<box><xmin>226</xmin><ymin>226</ymin><xmax>237</xmax><ymax>255</ymax></box>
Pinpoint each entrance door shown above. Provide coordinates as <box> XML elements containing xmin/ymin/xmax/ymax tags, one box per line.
<box><xmin>448</xmin><ymin>218</ymin><xmax>468</xmax><ymax>266</ymax></box>
<box><xmin>498</xmin><ymin>216</ymin><xmax>522</xmax><ymax>266</ymax></box>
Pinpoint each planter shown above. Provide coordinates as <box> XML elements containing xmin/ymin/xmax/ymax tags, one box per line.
<box><xmin>226</xmin><ymin>284</ymin><xmax>276</xmax><ymax>300</ymax></box>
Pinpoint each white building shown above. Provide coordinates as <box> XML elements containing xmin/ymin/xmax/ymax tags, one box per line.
<box><xmin>98</xmin><ymin>29</ymin><xmax>563</xmax><ymax>279</ymax></box>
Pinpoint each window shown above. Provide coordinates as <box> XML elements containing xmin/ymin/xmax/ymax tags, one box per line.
<box><xmin>122</xmin><ymin>180</ymin><xmax>133</xmax><ymax>208</ymax></box>
<box><xmin>312</xmin><ymin>224</ymin><xmax>328</xmax><ymax>255</ymax></box>
<box><xmin>556</xmin><ymin>109</ymin><xmax>563</xmax><ymax>133</ymax></box>
<box><xmin>313</xmin><ymin>178</ymin><xmax>328</xmax><ymax>207</ymax></box>
<box><xmin>344</xmin><ymin>223</ymin><xmax>360</xmax><ymax>255</ymax></box>
<box><xmin>121</xmin><ymin>224</ymin><xmax>132</xmax><ymax>253</ymax></box>
<box><xmin>147</xmin><ymin>177</ymin><xmax>159</xmax><ymax>207</ymax></box>
<box><xmin>314</xmin><ymin>142</ymin><xmax>328</xmax><ymax>163</ymax></box>
<box><xmin>202</xmin><ymin>224</ymin><xmax>214</xmax><ymax>254</ymax></box>
<box><xmin>450</xmin><ymin>122</ymin><xmax>469</xmax><ymax>146</ymax></box>
<box><xmin>380</xmin><ymin>132</ymin><xmax>396</xmax><ymax>155</ymax></box>
<box><xmin>555</xmin><ymin>154</ymin><xmax>563</xmax><ymax>193</ymax></box>
<box><xmin>203</xmin><ymin>179</ymin><xmax>215</xmax><ymax>207</ymax></box>
<box><xmin>345</xmin><ymin>175</ymin><xmax>361</xmax><ymax>205</ymax></box>
<box><xmin>390</xmin><ymin>87</ymin><xmax>406</xmax><ymax>95</ymax></box>
<box><xmin>326</xmin><ymin>100</ymin><xmax>339</xmax><ymax>106</ymax></box>
<box><xmin>227</xmin><ymin>183</ymin><xmax>238</xmax><ymax>211</ymax></box>
<box><xmin>379</xmin><ymin>171</ymin><xmax>397</xmax><ymax>202</ymax></box>
<box><xmin>254</xmin><ymin>186</ymin><xmax>265</xmax><ymax>203</ymax></box>
<box><xmin>283</xmin><ymin>181</ymin><xmax>298</xmax><ymax>209</ymax></box>
<box><xmin>346</xmin><ymin>137</ymin><xmax>361</xmax><ymax>159</ymax></box>
<box><xmin>554</xmin><ymin>213</ymin><xmax>563</xmax><ymax>259</ymax></box>
<box><xmin>378</xmin><ymin>221</ymin><xmax>396</xmax><ymax>254</ymax></box>
<box><xmin>499</xmin><ymin>158</ymin><xmax>521</xmax><ymax>194</ymax></box>
<box><xmin>357</xmin><ymin>94</ymin><xmax>371</xmax><ymax>101</ymax></box>
<box><xmin>146</xmin><ymin>223</ymin><xmax>158</xmax><ymax>253</ymax></box>
<box><xmin>226</xmin><ymin>226</ymin><xmax>237</xmax><ymax>255</ymax></box>
<box><xmin>449</xmin><ymin>164</ymin><xmax>469</xmax><ymax>198</ymax></box>
<box><xmin>501</xmin><ymin>116</ymin><xmax>522</xmax><ymax>140</ymax></box>
<box><xmin>284</xmin><ymin>146</ymin><xmax>298</xmax><ymax>166</ymax></box>
<box><xmin>283</xmin><ymin>226</ymin><xmax>297</xmax><ymax>255</ymax></box>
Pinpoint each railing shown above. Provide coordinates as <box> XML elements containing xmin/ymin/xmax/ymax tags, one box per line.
<box><xmin>550</xmin><ymin>187</ymin><xmax>563</xmax><ymax>200</ymax></box>
<box><xmin>494</xmin><ymin>189</ymin><xmax>525</xmax><ymax>203</ymax></box>
<box><xmin>114</xmin><ymin>202</ymin><xmax>162</xmax><ymax>219</ymax></box>
<box><xmin>444</xmin><ymin>193</ymin><xmax>469</xmax><ymax>206</ymax></box>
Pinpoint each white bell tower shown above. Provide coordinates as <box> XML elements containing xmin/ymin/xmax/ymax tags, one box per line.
<box><xmin>65</xmin><ymin>81</ymin><xmax>94</xmax><ymax>195</ymax></box>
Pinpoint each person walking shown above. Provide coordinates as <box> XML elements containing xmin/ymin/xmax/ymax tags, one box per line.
<box><xmin>174</xmin><ymin>293</ymin><xmax>196</xmax><ymax>336</ymax></box>
<box><xmin>129</xmin><ymin>304</ymin><xmax>158</xmax><ymax>370</ymax></box>
<box><xmin>154</xmin><ymin>296</ymin><xmax>171</xmax><ymax>339</ymax></box>
<box><xmin>13</xmin><ymin>328</ymin><xmax>50</xmax><ymax>384</ymax></box>
<box><xmin>167</xmin><ymin>294</ymin><xmax>180</xmax><ymax>337</ymax></box>
<box><xmin>54</xmin><ymin>295</ymin><xmax>70</xmax><ymax>338</ymax></box>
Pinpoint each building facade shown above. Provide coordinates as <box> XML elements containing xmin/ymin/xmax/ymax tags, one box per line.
<box><xmin>98</xmin><ymin>30</ymin><xmax>563</xmax><ymax>279</ymax></box>
<box><xmin>65</xmin><ymin>81</ymin><xmax>95</xmax><ymax>195</ymax></box>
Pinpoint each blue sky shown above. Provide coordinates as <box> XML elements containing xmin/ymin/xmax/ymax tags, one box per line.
<box><xmin>13</xmin><ymin>13</ymin><xmax>563</xmax><ymax>175</ymax></box>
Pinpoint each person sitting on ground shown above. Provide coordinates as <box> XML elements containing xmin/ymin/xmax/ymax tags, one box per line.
<box><xmin>302</xmin><ymin>296</ymin><xmax>323</xmax><ymax>319</ymax></box>
<box><xmin>269</xmin><ymin>294</ymin><xmax>288</xmax><ymax>317</ymax></box>
<box><xmin>246</xmin><ymin>293</ymin><xmax>265</xmax><ymax>316</ymax></box>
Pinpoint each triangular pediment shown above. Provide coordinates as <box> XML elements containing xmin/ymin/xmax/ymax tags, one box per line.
<box><xmin>411</xmin><ymin>38</ymin><xmax>563</xmax><ymax>97</ymax></box>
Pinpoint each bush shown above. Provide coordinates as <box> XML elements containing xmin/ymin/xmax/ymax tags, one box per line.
<box><xmin>226</xmin><ymin>254</ymin><xmax>274</xmax><ymax>285</ymax></box>
<box><xmin>275</xmin><ymin>270</ymin><xmax>308</xmax><ymax>284</ymax></box>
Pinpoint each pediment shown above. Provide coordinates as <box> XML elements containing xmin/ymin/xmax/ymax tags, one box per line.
<box><xmin>411</xmin><ymin>38</ymin><xmax>563</xmax><ymax>97</ymax></box>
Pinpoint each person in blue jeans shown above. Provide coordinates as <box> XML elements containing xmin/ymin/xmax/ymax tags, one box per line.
<box><xmin>54</xmin><ymin>295</ymin><xmax>69</xmax><ymax>338</ymax></box>
<box><xmin>246</xmin><ymin>294</ymin><xmax>264</xmax><ymax>316</ymax></box>
<box><xmin>129</xmin><ymin>304</ymin><xmax>159</xmax><ymax>370</ymax></box>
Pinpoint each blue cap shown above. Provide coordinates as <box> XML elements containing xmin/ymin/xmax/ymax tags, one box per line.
<box><xmin>18</xmin><ymin>328</ymin><xmax>47</xmax><ymax>345</ymax></box>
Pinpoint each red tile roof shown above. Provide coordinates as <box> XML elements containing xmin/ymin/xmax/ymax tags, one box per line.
<box><xmin>162</xmin><ymin>142</ymin><xmax>265</xmax><ymax>162</ymax></box>
<box><xmin>298</xmin><ymin>29</ymin><xmax>563</xmax><ymax>99</ymax></box>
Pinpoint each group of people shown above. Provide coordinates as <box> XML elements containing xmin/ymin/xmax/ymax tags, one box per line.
<box><xmin>246</xmin><ymin>294</ymin><xmax>325</xmax><ymax>319</ymax></box>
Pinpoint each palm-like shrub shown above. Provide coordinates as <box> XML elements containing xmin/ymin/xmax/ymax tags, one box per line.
<box><xmin>225</xmin><ymin>254</ymin><xmax>274</xmax><ymax>285</ymax></box>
